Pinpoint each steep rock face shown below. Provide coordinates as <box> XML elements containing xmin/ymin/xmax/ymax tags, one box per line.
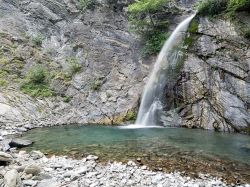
<box><xmin>175</xmin><ymin>17</ymin><xmax>250</xmax><ymax>133</ymax></box>
<box><xmin>0</xmin><ymin>0</ymin><xmax>148</xmax><ymax>133</ymax></box>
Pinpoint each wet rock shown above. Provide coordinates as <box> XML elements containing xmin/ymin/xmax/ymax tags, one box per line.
<box><xmin>136</xmin><ymin>158</ymin><xmax>141</xmax><ymax>162</ymax></box>
<box><xmin>10</xmin><ymin>139</ymin><xmax>33</xmax><ymax>148</ymax></box>
<box><xmin>4</xmin><ymin>169</ymin><xmax>22</xmax><ymax>187</ymax></box>
<box><xmin>127</xmin><ymin>161</ymin><xmax>136</xmax><ymax>166</ymax></box>
<box><xmin>16</xmin><ymin>127</ymin><xmax>28</xmax><ymax>132</ymax></box>
<box><xmin>86</xmin><ymin>155</ymin><xmax>98</xmax><ymax>161</ymax></box>
<box><xmin>1</xmin><ymin>139</ymin><xmax>11</xmax><ymax>152</ymax></box>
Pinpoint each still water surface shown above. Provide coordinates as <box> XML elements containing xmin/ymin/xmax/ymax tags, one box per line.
<box><xmin>20</xmin><ymin>125</ymin><xmax>250</xmax><ymax>165</ymax></box>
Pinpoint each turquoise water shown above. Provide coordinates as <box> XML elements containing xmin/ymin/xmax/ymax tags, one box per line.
<box><xmin>20</xmin><ymin>125</ymin><xmax>250</xmax><ymax>165</ymax></box>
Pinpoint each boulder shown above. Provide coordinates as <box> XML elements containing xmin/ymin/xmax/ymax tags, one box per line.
<box><xmin>0</xmin><ymin>151</ymin><xmax>13</xmax><ymax>163</ymax></box>
<box><xmin>1</xmin><ymin>139</ymin><xmax>11</xmax><ymax>152</ymax></box>
<box><xmin>30</xmin><ymin>151</ymin><xmax>44</xmax><ymax>160</ymax></box>
<box><xmin>23</xmin><ymin>180</ymin><xmax>37</xmax><ymax>186</ymax></box>
<box><xmin>9</xmin><ymin>139</ymin><xmax>33</xmax><ymax>148</ymax></box>
<box><xmin>4</xmin><ymin>169</ymin><xmax>22</xmax><ymax>187</ymax></box>
<box><xmin>24</xmin><ymin>164</ymin><xmax>41</xmax><ymax>176</ymax></box>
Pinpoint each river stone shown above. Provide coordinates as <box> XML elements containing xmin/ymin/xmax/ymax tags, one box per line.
<box><xmin>4</xmin><ymin>169</ymin><xmax>22</xmax><ymax>187</ymax></box>
<box><xmin>1</xmin><ymin>139</ymin><xmax>11</xmax><ymax>152</ymax></box>
<box><xmin>76</xmin><ymin>167</ymin><xmax>88</xmax><ymax>175</ymax></box>
<box><xmin>37</xmin><ymin>179</ymin><xmax>60</xmax><ymax>187</ymax></box>
<box><xmin>86</xmin><ymin>155</ymin><xmax>98</xmax><ymax>161</ymax></box>
<box><xmin>23</xmin><ymin>180</ymin><xmax>37</xmax><ymax>186</ymax></box>
<box><xmin>30</xmin><ymin>151</ymin><xmax>44</xmax><ymax>160</ymax></box>
<box><xmin>9</xmin><ymin>139</ymin><xmax>33</xmax><ymax>148</ymax></box>
<box><xmin>24</xmin><ymin>164</ymin><xmax>41</xmax><ymax>176</ymax></box>
<box><xmin>31</xmin><ymin>173</ymin><xmax>52</xmax><ymax>181</ymax></box>
<box><xmin>0</xmin><ymin>151</ymin><xmax>13</xmax><ymax>162</ymax></box>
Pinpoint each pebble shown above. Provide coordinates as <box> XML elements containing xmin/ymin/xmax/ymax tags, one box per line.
<box><xmin>0</xmin><ymin>151</ymin><xmax>13</xmax><ymax>162</ymax></box>
<box><xmin>0</xmin><ymin>152</ymin><xmax>248</xmax><ymax>187</ymax></box>
<box><xmin>24</xmin><ymin>164</ymin><xmax>41</xmax><ymax>175</ymax></box>
<box><xmin>86</xmin><ymin>155</ymin><xmax>98</xmax><ymax>161</ymax></box>
<box><xmin>23</xmin><ymin>179</ymin><xmax>38</xmax><ymax>186</ymax></box>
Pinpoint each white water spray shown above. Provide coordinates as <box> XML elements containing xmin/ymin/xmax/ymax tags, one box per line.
<box><xmin>135</xmin><ymin>14</ymin><xmax>196</xmax><ymax>127</ymax></box>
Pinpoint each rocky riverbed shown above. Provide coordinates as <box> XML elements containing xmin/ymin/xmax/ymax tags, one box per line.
<box><xmin>1</xmin><ymin>149</ymin><xmax>248</xmax><ymax>187</ymax></box>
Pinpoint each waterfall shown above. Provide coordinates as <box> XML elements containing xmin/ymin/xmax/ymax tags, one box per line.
<box><xmin>135</xmin><ymin>14</ymin><xmax>196</xmax><ymax>127</ymax></box>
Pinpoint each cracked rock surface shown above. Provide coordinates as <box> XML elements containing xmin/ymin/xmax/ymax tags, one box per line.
<box><xmin>0</xmin><ymin>0</ymin><xmax>149</xmax><ymax>134</ymax></box>
<box><xmin>173</xmin><ymin>17</ymin><xmax>250</xmax><ymax>132</ymax></box>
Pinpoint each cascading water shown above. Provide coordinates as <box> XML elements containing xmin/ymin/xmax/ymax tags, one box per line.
<box><xmin>135</xmin><ymin>14</ymin><xmax>196</xmax><ymax>127</ymax></box>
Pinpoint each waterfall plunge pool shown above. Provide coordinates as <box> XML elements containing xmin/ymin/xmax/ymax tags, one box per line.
<box><xmin>18</xmin><ymin>125</ymin><xmax>250</xmax><ymax>183</ymax></box>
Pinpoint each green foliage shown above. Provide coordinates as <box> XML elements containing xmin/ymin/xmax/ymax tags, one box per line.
<box><xmin>188</xmin><ymin>20</ymin><xmax>199</xmax><ymax>33</ymax></box>
<box><xmin>26</xmin><ymin>65</ymin><xmax>48</xmax><ymax>84</ymax></box>
<box><xmin>66</xmin><ymin>57</ymin><xmax>82</xmax><ymax>76</ymax></box>
<box><xmin>79</xmin><ymin>0</ymin><xmax>96</xmax><ymax>10</ymax></box>
<box><xmin>90</xmin><ymin>80</ymin><xmax>102</xmax><ymax>91</ymax></box>
<box><xmin>128</xmin><ymin>0</ymin><xmax>172</xmax><ymax>56</ymax></box>
<box><xmin>0</xmin><ymin>57</ymin><xmax>8</xmax><ymax>65</ymax></box>
<box><xmin>63</xmin><ymin>96</ymin><xmax>72</xmax><ymax>103</ymax></box>
<box><xmin>53</xmin><ymin>71</ymin><xmax>72</xmax><ymax>82</ymax></box>
<box><xmin>32</xmin><ymin>34</ymin><xmax>44</xmax><ymax>46</ymax></box>
<box><xmin>125</xmin><ymin>110</ymin><xmax>137</xmax><ymax>121</ymax></box>
<box><xmin>243</xmin><ymin>28</ymin><xmax>250</xmax><ymax>39</ymax></box>
<box><xmin>197</xmin><ymin>0</ymin><xmax>228</xmax><ymax>16</ymax></box>
<box><xmin>0</xmin><ymin>79</ymin><xmax>7</xmax><ymax>87</ymax></box>
<box><xmin>142</xmin><ymin>31</ymin><xmax>168</xmax><ymax>56</ymax></box>
<box><xmin>184</xmin><ymin>36</ymin><xmax>194</xmax><ymax>47</ymax></box>
<box><xmin>21</xmin><ymin>83</ymin><xmax>54</xmax><ymax>97</ymax></box>
<box><xmin>0</xmin><ymin>70</ymin><xmax>8</xmax><ymax>78</ymax></box>
<box><xmin>243</xmin><ymin>127</ymin><xmax>250</xmax><ymax>134</ymax></box>
<box><xmin>228</xmin><ymin>0</ymin><xmax>250</xmax><ymax>12</ymax></box>
<box><xmin>128</xmin><ymin>0</ymin><xmax>170</xmax><ymax>33</ymax></box>
<box><xmin>128</xmin><ymin>0</ymin><xmax>170</xmax><ymax>14</ymax></box>
<box><xmin>21</xmin><ymin>65</ymin><xmax>54</xmax><ymax>97</ymax></box>
<box><xmin>197</xmin><ymin>0</ymin><xmax>250</xmax><ymax>16</ymax></box>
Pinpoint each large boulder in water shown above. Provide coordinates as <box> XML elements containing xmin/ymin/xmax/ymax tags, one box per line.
<box><xmin>9</xmin><ymin>139</ymin><xmax>33</xmax><ymax>148</ymax></box>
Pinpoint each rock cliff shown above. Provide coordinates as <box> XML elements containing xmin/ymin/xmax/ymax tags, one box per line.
<box><xmin>173</xmin><ymin>16</ymin><xmax>250</xmax><ymax>133</ymax></box>
<box><xmin>0</xmin><ymin>0</ymin><xmax>249</xmax><ymax>134</ymax></box>
<box><xmin>0</xmin><ymin>0</ymin><xmax>148</xmax><ymax>134</ymax></box>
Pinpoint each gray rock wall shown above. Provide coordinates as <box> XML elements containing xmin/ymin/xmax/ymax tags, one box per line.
<box><xmin>0</xmin><ymin>0</ymin><xmax>149</xmax><ymax>134</ymax></box>
<box><xmin>0</xmin><ymin>0</ymin><xmax>249</xmax><ymax>134</ymax></box>
<box><xmin>175</xmin><ymin>17</ymin><xmax>250</xmax><ymax>133</ymax></box>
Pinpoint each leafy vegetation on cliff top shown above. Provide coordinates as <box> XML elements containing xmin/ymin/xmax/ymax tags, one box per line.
<box><xmin>128</xmin><ymin>0</ymin><xmax>175</xmax><ymax>56</ymax></box>
<box><xmin>197</xmin><ymin>0</ymin><xmax>250</xmax><ymax>39</ymax></box>
<box><xmin>197</xmin><ymin>0</ymin><xmax>250</xmax><ymax>16</ymax></box>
